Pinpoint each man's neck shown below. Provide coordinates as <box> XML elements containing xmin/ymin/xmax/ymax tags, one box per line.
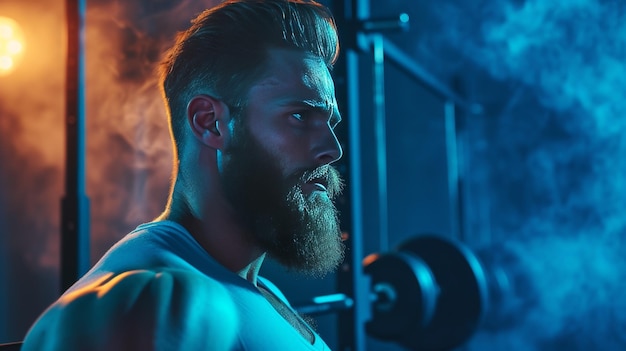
<box><xmin>158</xmin><ymin>184</ymin><xmax>266</xmax><ymax>285</ymax></box>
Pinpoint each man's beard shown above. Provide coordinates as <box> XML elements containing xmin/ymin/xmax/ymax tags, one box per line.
<box><xmin>220</xmin><ymin>121</ymin><xmax>345</xmax><ymax>277</ymax></box>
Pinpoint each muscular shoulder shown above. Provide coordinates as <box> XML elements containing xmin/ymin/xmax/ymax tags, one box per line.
<box><xmin>23</xmin><ymin>269</ymin><xmax>239</xmax><ymax>351</ymax></box>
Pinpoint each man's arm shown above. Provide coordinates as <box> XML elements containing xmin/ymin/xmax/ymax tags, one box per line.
<box><xmin>22</xmin><ymin>269</ymin><xmax>239</xmax><ymax>351</ymax></box>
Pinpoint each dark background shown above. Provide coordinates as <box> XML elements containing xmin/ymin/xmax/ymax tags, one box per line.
<box><xmin>1</xmin><ymin>0</ymin><xmax>625</xmax><ymax>350</ymax></box>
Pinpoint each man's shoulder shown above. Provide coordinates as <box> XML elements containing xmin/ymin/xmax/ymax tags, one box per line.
<box><xmin>86</xmin><ymin>221</ymin><xmax>223</xmax><ymax>282</ymax></box>
<box><xmin>23</xmin><ymin>269</ymin><xmax>239</xmax><ymax>351</ymax></box>
<box><xmin>61</xmin><ymin>268</ymin><xmax>233</xmax><ymax>307</ymax></box>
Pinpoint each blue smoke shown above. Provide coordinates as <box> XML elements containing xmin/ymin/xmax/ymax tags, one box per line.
<box><xmin>430</xmin><ymin>0</ymin><xmax>626</xmax><ymax>350</ymax></box>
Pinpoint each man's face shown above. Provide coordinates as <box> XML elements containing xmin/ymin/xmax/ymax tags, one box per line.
<box><xmin>220</xmin><ymin>48</ymin><xmax>344</xmax><ymax>277</ymax></box>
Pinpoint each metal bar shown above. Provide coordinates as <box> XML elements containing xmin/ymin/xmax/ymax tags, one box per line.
<box><xmin>372</xmin><ymin>34</ymin><xmax>389</xmax><ymax>253</ymax></box>
<box><xmin>0</xmin><ymin>115</ymin><xmax>7</xmax><ymax>345</ymax></box>
<box><xmin>294</xmin><ymin>294</ymin><xmax>354</xmax><ymax>316</ymax></box>
<box><xmin>373</xmin><ymin>37</ymin><xmax>482</xmax><ymax>115</ymax></box>
<box><xmin>359</xmin><ymin>13</ymin><xmax>409</xmax><ymax>33</ymax></box>
<box><xmin>61</xmin><ymin>0</ymin><xmax>90</xmax><ymax>292</ymax></box>
<box><xmin>444</xmin><ymin>101</ymin><xmax>461</xmax><ymax>239</ymax></box>
<box><xmin>346</xmin><ymin>47</ymin><xmax>370</xmax><ymax>351</ymax></box>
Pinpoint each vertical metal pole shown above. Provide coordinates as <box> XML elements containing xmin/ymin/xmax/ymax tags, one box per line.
<box><xmin>0</xmin><ymin>131</ymin><xmax>6</xmax><ymax>342</ymax></box>
<box><xmin>444</xmin><ymin>101</ymin><xmax>462</xmax><ymax>239</ymax></box>
<box><xmin>61</xmin><ymin>0</ymin><xmax>90</xmax><ymax>292</ymax></box>
<box><xmin>371</xmin><ymin>34</ymin><xmax>389</xmax><ymax>253</ymax></box>
<box><xmin>333</xmin><ymin>0</ymin><xmax>369</xmax><ymax>350</ymax></box>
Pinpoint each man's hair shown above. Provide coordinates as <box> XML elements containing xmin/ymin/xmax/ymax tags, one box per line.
<box><xmin>159</xmin><ymin>0</ymin><xmax>339</xmax><ymax>158</ymax></box>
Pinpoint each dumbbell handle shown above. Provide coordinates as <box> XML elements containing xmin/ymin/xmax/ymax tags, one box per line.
<box><xmin>294</xmin><ymin>293</ymin><xmax>354</xmax><ymax>316</ymax></box>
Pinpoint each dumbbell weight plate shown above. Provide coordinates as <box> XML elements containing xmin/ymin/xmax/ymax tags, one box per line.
<box><xmin>397</xmin><ymin>235</ymin><xmax>488</xmax><ymax>351</ymax></box>
<box><xmin>363</xmin><ymin>252</ymin><xmax>439</xmax><ymax>340</ymax></box>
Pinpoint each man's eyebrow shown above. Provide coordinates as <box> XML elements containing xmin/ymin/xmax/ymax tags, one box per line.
<box><xmin>282</xmin><ymin>100</ymin><xmax>342</xmax><ymax>122</ymax></box>
<box><xmin>281</xmin><ymin>99</ymin><xmax>331</xmax><ymax>110</ymax></box>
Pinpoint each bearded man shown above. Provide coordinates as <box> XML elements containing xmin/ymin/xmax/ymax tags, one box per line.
<box><xmin>22</xmin><ymin>0</ymin><xmax>345</xmax><ymax>350</ymax></box>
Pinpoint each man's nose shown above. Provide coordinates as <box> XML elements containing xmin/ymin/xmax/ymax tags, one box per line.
<box><xmin>314</xmin><ymin>126</ymin><xmax>343</xmax><ymax>165</ymax></box>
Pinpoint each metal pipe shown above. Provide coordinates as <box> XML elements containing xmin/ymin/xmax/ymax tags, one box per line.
<box><xmin>61</xmin><ymin>0</ymin><xmax>90</xmax><ymax>292</ymax></box>
<box><xmin>294</xmin><ymin>294</ymin><xmax>354</xmax><ymax>316</ymax></box>
<box><xmin>373</xmin><ymin>38</ymin><xmax>482</xmax><ymax>115</ymax></box>
<box><xmin>372</xmin><ymin>34</ymin><xmax>389</xmax><ymax>253</ymax></box>
<box><xmin>445</xmin><ymin>101</ymin><xmax>461</xmax><ymax>239</ymax></box>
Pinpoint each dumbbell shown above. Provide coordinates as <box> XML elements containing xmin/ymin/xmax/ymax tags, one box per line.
<box><xmin>367</xmin><ymin>235</ymin><xmax>488</xmax><ymax>350</ymax></box>
<box><xmin>295</xmin><ymin>235</ymin><xmax>490</xmax><ymax>351</ymax></box>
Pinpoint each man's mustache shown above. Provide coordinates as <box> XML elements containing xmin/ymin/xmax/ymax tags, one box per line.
<box><xmin>288</xmin><ymin>165</ymin><xmax>344</xmax><ymax>199</ymax></box>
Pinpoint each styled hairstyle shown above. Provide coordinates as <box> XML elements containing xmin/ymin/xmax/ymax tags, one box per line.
<box><xmin>159</xmin><ymin>0</ymin><xmax>339</xmax><ymax>158</ymax></box>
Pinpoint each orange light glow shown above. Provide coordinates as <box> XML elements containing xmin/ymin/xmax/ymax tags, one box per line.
<box><xmin>0</xmin><ymin>16</ymin><xmax>25</xmax><ymax>76</ymax></box>
<box><xmin>362</xmin><ymin>253</ymin><xmax>380</xmax><ymax>267</ymax></box>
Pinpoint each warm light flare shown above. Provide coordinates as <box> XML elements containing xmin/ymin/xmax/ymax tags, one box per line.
<box><xmin>7</xmin><ymin>39</ymin><xmax>22</xmax><ymax>54</ymax></box>
<box><xmin>0</xmin><ymin>55</ymin><xmax>13</xmax><ymax>70</ymax></box>
<box><xmin>0</xmin><ymin>16</ymin><xmax>25</xmax><ymax>76</ymax></box>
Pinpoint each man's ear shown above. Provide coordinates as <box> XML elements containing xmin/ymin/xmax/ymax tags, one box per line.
<box><xmin>186</xmin><ymin>95</ymin><xmax>231</xmax><ymax>149</ymax></box>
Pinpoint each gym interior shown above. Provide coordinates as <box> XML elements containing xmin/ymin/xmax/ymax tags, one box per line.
<box><xmin>1</xmin><ymin>0</ymin><xmax>623</xmax><ymax>350</ymax></box>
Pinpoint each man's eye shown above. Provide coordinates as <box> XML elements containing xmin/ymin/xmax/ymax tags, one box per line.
<box><xmin>291</xmin><ymin>112</ymin><xmax>304</xmax><ymax>121</ymax></box>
